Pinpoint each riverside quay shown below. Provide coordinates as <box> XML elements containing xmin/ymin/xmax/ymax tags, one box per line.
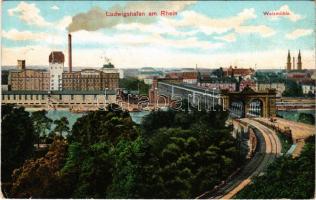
<box><xmin>1</xmin><ymin>90</ymin><xmax>116</xmax><ymax>110</ymax></box>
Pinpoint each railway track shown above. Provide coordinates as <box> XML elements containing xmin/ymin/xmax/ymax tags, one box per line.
<box><xmin>196</xmin><ymin>118</ymin><xmax>281</xmax><ymax>199</ymax></box>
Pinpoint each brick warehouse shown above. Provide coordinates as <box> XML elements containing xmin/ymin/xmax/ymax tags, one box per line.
<box><xmin>62</xmin><ymin>69</ymin><xmax>119</xmax><ymax>91</ymax></box>
<box><xmin>9</xmin><ymin>68</ymin><xmax>50</xmax><ymax>91</ymax></box>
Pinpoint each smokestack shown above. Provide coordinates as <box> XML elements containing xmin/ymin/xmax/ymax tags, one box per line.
<box><xmin>68</xmin><ymin>33</ymin><xmax>72</xmax><ymax>72</ymax></box>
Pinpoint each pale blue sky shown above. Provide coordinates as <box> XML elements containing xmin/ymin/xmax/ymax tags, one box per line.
<box><xmin>2</xmin><ymin>1</ymin><xmax>315</xmax><ymax>68</ymax></box>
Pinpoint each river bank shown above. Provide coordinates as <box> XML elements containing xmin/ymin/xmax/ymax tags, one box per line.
<box><xmin>26</xmin><ymin>108</ymin><xmax>151</xmax><ymax>133</ymax></box>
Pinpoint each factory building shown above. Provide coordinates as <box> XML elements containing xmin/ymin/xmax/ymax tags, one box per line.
<box><xmin>9</xmin><ymin>60</ymin><xmax>50</xmax><ymax>91</ymax></box>
<box><xmin>62</xmin><ymin>69</ymin><xmax>119</xmax><ymax>91</ymax></box>
<box><xmin>49</xmin><ymin>51</ymin><xmax>64</xmax><ymax>91</ymax></box>
<box><xmin>1</xmin><ymin>90</ymin><xmax>117</xmax><ymax>111</ymax></box>
<box><xmin>6</xmin><ymin>34</ymin><xmax>119</xmax><ymax>93</ymax></box>
<box><xmin>62</xmin><ymin>34</ymin><xmax>119</xmax><ymax>91</ymax></box>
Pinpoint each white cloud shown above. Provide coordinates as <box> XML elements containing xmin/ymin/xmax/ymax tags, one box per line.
<box><xmin>163</xmin><ymin>8</ymin><xmax>275</xmax><ymax>38</ymax></box>
<box><xmin>51</xmin><ymin>5</ymin><xmax>59</xmax><ymax>10</ymax></box>
<box><xmin>115</xmin><ymin>22</ymin><xmax>198</xmax><ymax>37</ymax></box>
<box><xmin>71</xmin><ymin>30</ymin><xmax>223</xmax><ymax>50</ymax></box>
<box><xmin>56</xmin><ymin>16</ymin><xmax>72</xmax><ymax>30</ymax></box>
<box><xmin>8</xmin><ymin>1</ymin><xmax>51</xmax><ymax>27</ymax></box>
<box><xmin>7</xmin><ymin>2</ymin><xmax>71</xmax><ymax>30</ymax></box>
<box><xmin>266</xmin><ymin>5</ymin><xmax>303</xmax><ymax>22</ymax></box>
<box><xmin>286</xmin><ymin>29</ymin><xmax>313</xmax><ymax>40</ymax></box>
<box><xmin>2</xmin><ymin>29</ymin><xmax>65</xmax><ymax>46</ymax></box>
<box><xmin>166</xmin><ymin>8</ymin><xmax>257</xmax><ymax>35</ymax></box>
<box><xmin>67</xmin><ymin>1</ymin><xmax>196</xmax><ymax>32</ymax></box>
<box><xmin>2</xmin><ymin>46</ymin><xmax>315</xmax><ymax>70</ymax></box>
<box><xmin>2</xmin><ymin>29</ymin><xmax>48</xmax><ymax>41</ymax></box>
<box><xmin>215</xmin><ymin>33</ymin><xmax>236</xmax><ymax>42</ymax></box>
<box><xmin>236</xmin><ymin>25</ymin><xmax>276</xmax><ymax>37</ymax></box>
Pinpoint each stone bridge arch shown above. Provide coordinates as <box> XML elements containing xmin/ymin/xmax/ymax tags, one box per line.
<box><xmin>221</xmin><ymin>86</ymin><xmax>276</xmax><ymax>118</ymax></box>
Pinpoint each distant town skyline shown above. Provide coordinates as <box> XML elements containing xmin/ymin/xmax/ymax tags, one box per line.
<box><xmin>2</xmin><ymin>1</ymin><xmax>315</xmax><ymax>69</ymax></box>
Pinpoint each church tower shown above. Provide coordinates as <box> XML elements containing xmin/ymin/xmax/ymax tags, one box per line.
<box><xmin>297</xmin><ymin>50</ymin><xmax>302</xmax><ymax>70</ymax></box>
<box><xmin>287</xmin><ymin>50</ymin><xmax>291</xmax><ymax>71</ymax></box>
<box><xmin>293</xmin><ymin>57</ymin><xmax>295</xmax><ymax>70</ymax></box>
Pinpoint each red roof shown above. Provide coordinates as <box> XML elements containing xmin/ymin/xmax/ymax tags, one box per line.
<box><xmin>49</xmin><ymin>51</ymin><xmax>64</xmax><ymax>63</ymax></box>
<box><xmin>224</xmin><ymin>66</ymin><xmax>254</xmax><ymax>76</ymax></box>
<box><xmin>183</xmin><ymin>72</ymin><xmax>197</xmax><ymax>79</ymax></box>
<box><xmin>166</xmin><ymin>72</ymin><xmax>183</xmax><ymax>79</ymax></box>
<box><xmin>300</xmin><ymin>79</ymin><xmax>316</xmax><ymax>85</ymax></box>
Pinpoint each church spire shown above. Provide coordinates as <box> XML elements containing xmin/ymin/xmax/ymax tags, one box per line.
<box><xmin>297</xmin><ymin>50</ymin><xmax>302</xmax><ymax>70</ymax></box>
<box><xmin>287</xmin><ymin>50</ymin><xmax>291</xmax><ymax>71</ymax></box>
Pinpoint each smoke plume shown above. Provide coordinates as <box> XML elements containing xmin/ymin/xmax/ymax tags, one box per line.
<box><xmin>67</xmin><ymin>1</ymin><xmax>196</xmax><ymax>32</ymax></box>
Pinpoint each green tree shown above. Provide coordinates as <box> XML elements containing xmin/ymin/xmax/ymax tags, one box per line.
<box><xmin>70</xmin><ymin>110</ymin><xmax>137</xmax><ymax>146</ymax></box>
<box><xmin>1</xmin><ymin>105</ymin><xmax>35</xmax><ymax>184</ymax></box>
<box><xmin>31</xmin><ymin>110</ymin><xmax>52</xmax><ymax>147</ymax></box>
<box><xmin>7</xmin><ymin>106</ymin><xmax>243</xmax><ymax>199</ymax></box>
<box><xmin>71</xmin><ymin>142</ymin><xmax>113</xmax><ymax>198</ymax></box>
<box><xmin>53</xmin><ymin>117</ymin><xmax>70</xmax><ymax>137</ymax></box>
<box><xmin>282</xmin><ymin>80</ymin><xmax>303</xmax><ymax>97</ymax></box>
<box><xmin>236</xmin><ymin>136</ymin><xmax>315</xmax><ymax>199</ymax></box>
<box><xmin>297</xmin><ymin>113</ymin><xmax>315</xmax><ymax>125</ymax></box>
<box><xmin>108</xmin><ymin>137</ymin><xmax>166</xmax><ymax>199</ymax></box>
<box><xmin>119</xmin><ymin>77</ymin><xmax>150</xmax><ymax>95</ymax></box>
<box><xmin>10</xmin><ymin>137</ymin><xmax>69</xmax><ymax>198</ymax></box>
<box><xmin>107</xmin><ymin>138</ymin><xmax>144</xmax><ymax>198</ymax></box>
<box><xmin>131</xmin><ymin>108</ymin><xmax>241</xmax><ymax>198</ymax></box>
<box><xmin>61</xmin><ymin>109</ymin><xmax>139</xmax><ymax>198</ymax></box>
<box><xmin>212</xmin><ymin>67</ymin><xmax>224</xmax><ymax>78</ymax></box>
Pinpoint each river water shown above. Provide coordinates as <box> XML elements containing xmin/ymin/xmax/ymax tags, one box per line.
<box><xmin>26</xmin><ymin>109</ymin><xmax>150</xmax><ymax>132</ymax></box>
<box><xmin>26</xmin><ymin>108</ymin><xmax>314</xmax><ymax>132</ymax></box>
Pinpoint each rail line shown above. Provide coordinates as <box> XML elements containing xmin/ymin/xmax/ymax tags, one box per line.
<box><xmin>196</xmin><ymin>118</ymin><xmax>281</xmax><ymax>199</ymax></box>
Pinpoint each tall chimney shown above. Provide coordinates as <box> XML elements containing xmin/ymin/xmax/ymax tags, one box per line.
<box><xmin>68</xmin><ymin>33</ymin><xmax>72</xmax><ymax>72</ymax></box>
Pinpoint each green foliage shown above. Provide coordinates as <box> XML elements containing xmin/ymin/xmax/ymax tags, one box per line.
<box><xmin>71</xmin><ymin>142</ymin><xmax>113</xmax><ymax>198</ymax></box>
<box><xmin>31</xmin><ymin>110</ymin><xmax>53</xmax><ymax>147</ymax></box>
<box><xmin>282</xmin><ymin>80</ymin><xmax>303</xmax><ymax>97</ymax></box>
<box><xmin>7</xmin><ymin>105</ymin><xmax>242</xmax><ymax>199</ymax></box>
<box><xmin>119</xmin><ymin>77</ymin><xmax>150</xmax><ymax>95</ymax></box>
<box><xmin>212</xmin><ymin>67</ymin><xmax>224</xmax><ymax>78</ymax></box>
<box><xmin>107</xmin><ymin>138</ymin><xmax>144</xmax><ymax>198</ymax></box>
<box><xmin>53</xmin><ymin>117</ymin><xmax>70</xmax><ymax>136</ymax></box>
<box><xmin>60</xmin><ymin>109</ymin><xmax>139</xmax><ymax>198</ymax></box>
<box><xmin>133</xmin><ymin>109</ymin><xmax>242</xmax><ymax>198</ymax></box>
<box><xmin>297</xmin><ymin>113</ymin><xmax>315</xmax><ymax>125</ymax></box>
<box><xmin>1</xmin><ymin>104</ymin><xmax>35</xmax><ymax>183</ymax></box>
<box><xmin>236</xmin><ymin>136</ymin><xmax>315</xmax><ymax>199</ymax></box>
<box><xmin>10</xmin><ymin>137</ymin><xmax>68</xmax><ymax>198</ymax></box>
<box><xmin>70</xmin><ymin>110</ymin><xmax>137</xmax><ymax>146</ymax></box>
<box><xmin>277</xmin><ymin>132</ymin><xmax>292</xmax><ymax>153</ymax></box>
<box><xmin>64</xmin><ymin>108</ymin><xmax>240</xmax><ymax>199</ymax></box>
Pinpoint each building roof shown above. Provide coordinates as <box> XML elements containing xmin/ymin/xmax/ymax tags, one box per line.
<box><xmin>165</xmin><ymin>72</ymin><xmax>183</xmax><ymax>79</ymax></box>
<box><xmin>49</xmin><ymin>51</ymin><xmax>65</xmax><ymax>63</ymax></box>
<box><xmin>2</xmin><ymin>90</ymin><xmax>116</xmax><ymax>95</ymax></box>
<box><xmin>254</xmin><ymin>71</ymin><xmax>285</xmax><ymax>83</ymax></box>
<box><xmin>224</xmin><ymin>66</ymin><xmax>254</xmax><ymax>76</ymax></box>
<box><xmin>139</xmin><ymin>67</ymin><xmax>156</xmax><ymax>72</ymax></box>
<box><xmin>198</xmin><ymin>76</ymin><xmax>238</xmax><ymax>83</ymax></box>
<box><xmin>9</xmin><ymin>69</ymin><xmax>48</xmax><ymax>73</ymax></box>
<box><xmin>102</xmin><ymin>62</ymin><xmax>115</xmax><ymax>69</ymax></box>
<box><xmin>300</xmin><ymin>79</ymin><xmax>316</xmax><ymax>86</ymax></box>
<box><xmin>183</xmin><ymin>71</ymin><xmax>197</xmax><ymax>79</ymax></box>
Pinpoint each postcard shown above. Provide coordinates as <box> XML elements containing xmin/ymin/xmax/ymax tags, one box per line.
<box><xmin>1</xmin><ymin>0</ymin><xmax>315</xmax><ymax>199</ymax></box>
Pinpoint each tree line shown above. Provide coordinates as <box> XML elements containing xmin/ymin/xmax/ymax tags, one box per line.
<box><xmin>2</xmin><ymin>104</ymin><xmax>243</xmax><ymax>198</ymax></box>
<box><xmin>235</xmin><ymin>135</ymin><xmax>315</xmax><ymax>199</ymax></box>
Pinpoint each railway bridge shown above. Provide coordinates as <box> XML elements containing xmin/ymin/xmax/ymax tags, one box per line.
<box><xmin>157</xmin><ymin>81</ymin><xmax>277</xmax><ymax>118</ymax></box>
